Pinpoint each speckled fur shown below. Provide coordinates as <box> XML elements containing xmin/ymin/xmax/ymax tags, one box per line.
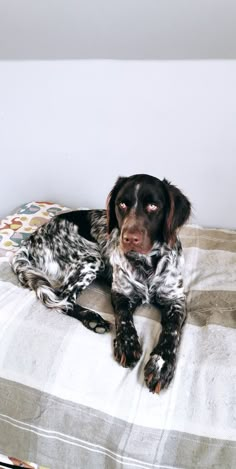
<box><xmin>11</xmin><ymin>174</ymin><xmax>191</xmax><ymax>392</ymax></box>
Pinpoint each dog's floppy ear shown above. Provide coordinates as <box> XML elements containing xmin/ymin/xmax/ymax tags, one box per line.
<box><xmin>107</xmin><ymin>176</ymin><xmax>128</xmax><ymax>234</ymax></box>
<box><xmin>162</xmin><ymin>179</ymin><xmax>191</xmax><ymax>246</ymax></box>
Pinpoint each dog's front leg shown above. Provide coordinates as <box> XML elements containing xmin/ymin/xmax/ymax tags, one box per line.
<box><xmin>111</xmin><ymin>291</ymin><xmax>142</xmax><ymax>368</ymax></box>
<box><xmin>144</xmin><ymin>297</ymin><xmax>186</xmax><ymax>393</ymax></box>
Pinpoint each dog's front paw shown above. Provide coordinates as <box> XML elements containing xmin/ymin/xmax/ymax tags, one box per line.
<box><xmin>114</xmin><ymin>330</ymin><xmax>142</xmax><ymax>368</ymax></box>
<box><xmin>144</xmin><ymin>354</ymin><xmax>175</xmax><ymax>393</ymax></box>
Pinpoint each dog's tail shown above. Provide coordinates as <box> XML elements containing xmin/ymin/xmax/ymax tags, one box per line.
<box><xmin>11</xmin><ymin>246</ymin><xmax>70</xmax><ymax>310</ymax></box>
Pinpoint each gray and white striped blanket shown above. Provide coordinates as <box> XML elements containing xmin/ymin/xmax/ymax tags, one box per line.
<box><xmin>0</xmin><ymin>225</ymin><xmax>235</xmax><ymax>468</ymax></box>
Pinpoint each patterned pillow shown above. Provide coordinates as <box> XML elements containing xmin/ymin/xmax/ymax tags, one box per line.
<box><xmin>0</xmin><ymin>201</ymin><xmax>70</xmax><ymax>259</ymax></box>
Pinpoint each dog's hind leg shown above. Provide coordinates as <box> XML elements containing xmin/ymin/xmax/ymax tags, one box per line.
<box><xmin>12</xmin><ymin>241</ymin><xmax>110</xmax><ymax>333</ymax></box>
<box><xmin>68</xmin><ymin>304</ymin><xmax>110</xmax><ymax>334</ymax></box>
<box><xmin>60</xmin><ymin>258</ymin><xmax>111</xmax><ymax>333</ymax></box>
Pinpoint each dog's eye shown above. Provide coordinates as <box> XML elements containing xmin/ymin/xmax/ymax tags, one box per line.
<box><xmin>119</xmin><ymin>202</ymin><xmax>128</xmax><ymax>211</ymax></box>
<box><xmin>146</xmin><ymin>203</ymin><xmax>158</xmax><ymax>213</ymax></box>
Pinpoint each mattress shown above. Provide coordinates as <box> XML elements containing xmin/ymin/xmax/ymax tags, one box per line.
<box><xmin>0</xmin><ymin>202</ymin><xmax>235</xmax><ymax>468</ymax></box>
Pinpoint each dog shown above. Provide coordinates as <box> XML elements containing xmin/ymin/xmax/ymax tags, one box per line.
<box><xmin>11</xmin><ymin>174</ymin><xmax>191</xmax><ymax>393</ymax></box>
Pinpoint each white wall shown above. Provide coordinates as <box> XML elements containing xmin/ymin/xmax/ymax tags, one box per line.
<box><xmin>0</xmin><ymin>60</ymin><xmax>235</xmax><ymax>229</ymax></box>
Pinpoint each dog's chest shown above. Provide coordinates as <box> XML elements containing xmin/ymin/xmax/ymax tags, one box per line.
<box><xmin>109</xmin><ymin>247</ymin><xmax>175</xmax><ymax>303</ymax></box>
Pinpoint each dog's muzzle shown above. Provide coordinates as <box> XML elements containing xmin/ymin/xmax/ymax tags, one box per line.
<box><xmin>121</xmin><ymin>225</ymin><xmax>152</xmax><ymax>254</ymax></box>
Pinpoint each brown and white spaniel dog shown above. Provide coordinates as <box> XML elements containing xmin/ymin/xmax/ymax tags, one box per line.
<box><xmin>11</xmin><ymin>174</ymin><xmax>191</xmax><ymax>393</ymax></box>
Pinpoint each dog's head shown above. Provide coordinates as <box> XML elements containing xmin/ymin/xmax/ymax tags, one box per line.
<box><xmin>107</xmin><ymin>174</ymin><xmax>191</xmax><ymax>254</ymax></box>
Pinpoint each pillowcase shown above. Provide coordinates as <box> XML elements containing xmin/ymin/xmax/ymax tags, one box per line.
<box><xmin>0</xmin><ymin>201</ymin><xmax>69</xmax><ymax>259</ymax></box>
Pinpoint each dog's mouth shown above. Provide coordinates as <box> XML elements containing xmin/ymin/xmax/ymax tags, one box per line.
<box><xmin>121</xmin><ymin>243</ymin><xmax>153</xmax><ymax>256</ymax></box>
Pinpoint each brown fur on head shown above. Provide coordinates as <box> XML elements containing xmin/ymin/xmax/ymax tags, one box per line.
<box><xmin>107</xmin><ymin>174</ymin><xmax>191</xmax><ymax>252</ymax></box>
<box><xmin>162</xmin><ymin>179</ymin><xmax>191</xmax><ymax>246</ymax></box>
<box><xmin>106</xmin><ymin>176</ymin><xmax>128</xmax><ymax>235</ymax></box>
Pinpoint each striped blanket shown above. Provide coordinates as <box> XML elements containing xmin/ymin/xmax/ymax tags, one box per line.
<box><xmin>0</xmin><ymin>224</ymin><xmax>235</xmax><ymax>468</ymax></box>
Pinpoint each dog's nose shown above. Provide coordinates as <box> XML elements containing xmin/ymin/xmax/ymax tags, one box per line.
<box><xmin>122</xmin><ymin>231</ymin><xmax>142</xmax><ymax>246</ymax></box>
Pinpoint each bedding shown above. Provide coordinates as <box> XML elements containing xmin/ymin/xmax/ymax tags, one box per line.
<box><xmin>0</xmin><ymin>203</ymin><xmax>235</xmax><ymax>468</ymax></box>
<box><xmin>0</xmin><ymin>201</ymin><xmax>69</xmax><ymax>259</ymax></box>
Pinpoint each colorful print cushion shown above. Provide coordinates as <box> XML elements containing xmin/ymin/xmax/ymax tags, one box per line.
<box><xmin>0</xmin><ymin>201</ymin><xmax>70</xmax><ymax>259</ymax></box>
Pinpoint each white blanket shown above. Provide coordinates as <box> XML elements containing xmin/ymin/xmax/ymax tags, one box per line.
<box><xmin>0</xmin><ymin>225</ymin><xmax>235</xmax><ymax>468</ymax></box>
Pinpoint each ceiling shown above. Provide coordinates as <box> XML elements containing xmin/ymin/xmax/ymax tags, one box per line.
<box><xmin>0</xmin><ymin>0</ymin><xmax>236</xmax><ymax>60</ymax></box>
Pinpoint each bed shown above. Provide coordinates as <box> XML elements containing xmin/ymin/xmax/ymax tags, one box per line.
<box><xmin>0</xmin><ymin>202</ymin><xmax>235</xmax><ymax>468</ymax></box>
